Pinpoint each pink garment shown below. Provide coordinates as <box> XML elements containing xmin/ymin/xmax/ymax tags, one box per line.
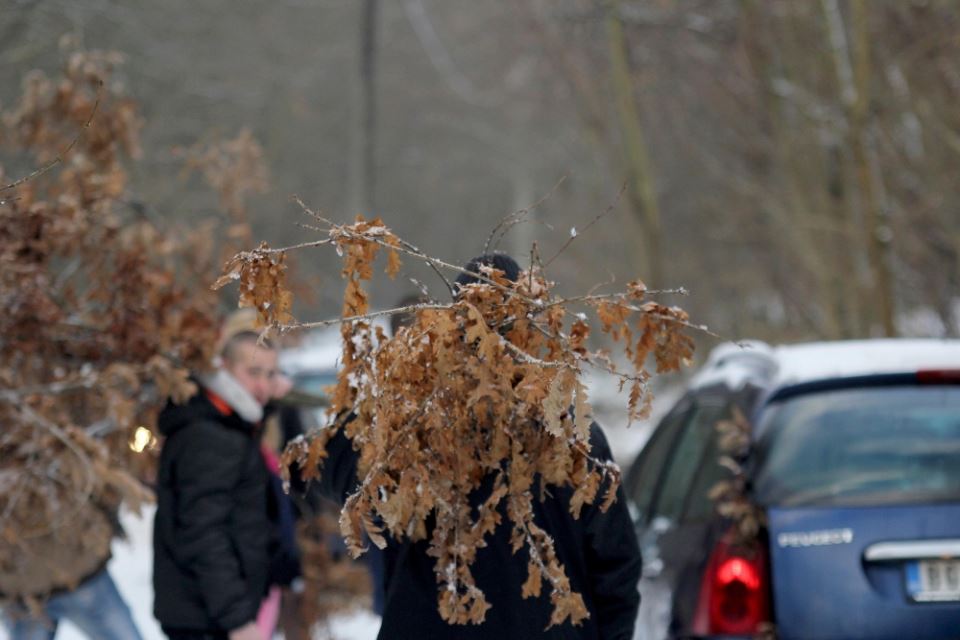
<box><xmin>261</xmin><ymin>443</ymin><xmax>281</xmax><ymax>475</ymax></box>
<box><xmin>256</xmin><ymin>585</ymin><xmax>282</xmax><ymax>639</ymax></box>
<box><xmin>257</xmin><ymin>445</ymin><xmax>283</xmax><ymax>638</ymax></box>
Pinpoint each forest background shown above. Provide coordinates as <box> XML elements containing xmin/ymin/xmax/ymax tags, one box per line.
<box><xmin>4</xmin><ymin>0</ymin><xmax>958</xmax><ymax>345</ymax></box>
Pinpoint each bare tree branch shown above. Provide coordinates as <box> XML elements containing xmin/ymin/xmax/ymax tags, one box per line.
<box><xmin>543</xmin><ymin>182</ymin><xmax>626</xmax><ymax>268</ymax></box>
<box><xmin>485</xmin><ymin>175</ymin><xmax>567</xmax><ymax>254</ymax></box>
<box><xmin>1</xmin><ymin>82</ymin><xmax>102</xmax><ymax>193</ymax></box>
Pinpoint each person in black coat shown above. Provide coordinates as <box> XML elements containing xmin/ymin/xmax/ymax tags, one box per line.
<box><xmin>152</xmin><ymin>331</ymin><xmax>279</xmax><ymax>640</ymax></box>
<box><xmin>307</xmin><ymin>254</ymin><xmax>643</xmax><ymax>639</ymax></box>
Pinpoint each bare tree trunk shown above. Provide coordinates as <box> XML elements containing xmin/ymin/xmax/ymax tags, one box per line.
<box><xmin>817</xmin><ymin>0</ymin><xmax>866</xmax><ymax>336</ymax></box>
<box><xmin>741</xmin><ymin>0</ymin><xmax>843</xmax><ymax>337</ymax></box>
<box><xmin>850</xmin><ymin>0</ymin><xmax>896</xmax><ymax>335</ymax></box>
<box><xmin>823</xmin><ymin>0</ymin><xmax>896</xmax><ymax>335</ymax></box>
<box><xmin>606</xmin><ymin>0</ymin><xmax>664</xmax><ymax>286</ymax></box>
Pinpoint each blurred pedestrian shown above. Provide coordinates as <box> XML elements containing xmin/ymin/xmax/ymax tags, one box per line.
<box><xmin>261</xmin><ymin>371</ymin><xmax>310</xmax><ymax>640</ymax></box>
<box><xmin>1</xmin><ymin>564</ymin><xmax>142</xmax><ymax>640</ymax></box>
<box><xmin>1</xmin><ymin>429</ymin><xmax>143</xmax><ymax>639</ymax></box>
<box><xmin>152</xmin><ymin>323</ymin><xmax>278</xmax><ymax>640</ymax></box>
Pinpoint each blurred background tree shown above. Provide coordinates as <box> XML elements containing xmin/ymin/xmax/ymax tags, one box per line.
<box><xmin>2</xmin><ymin>0</ymin><xmax>958</xmax><ymax>347</ymax></box>
<box><xmin>0</xmin><ymin>46</ymin><xmax>371</xmax><ymax>627</ymax></box>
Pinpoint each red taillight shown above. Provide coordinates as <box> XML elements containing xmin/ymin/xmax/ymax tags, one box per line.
<box><xmin>716</xmin><ymin>557</ymin><xmax>761</xmax><ymax>591</ymax></box>
<box><xmin>692</xmin><ymin>535</ymin><xmax>771</xmax><ymax>636</ymax></box>
<box><xmin>916</xmin><ymin>369</ymin><xmax>960</xmax><ymax>384</ymax></box>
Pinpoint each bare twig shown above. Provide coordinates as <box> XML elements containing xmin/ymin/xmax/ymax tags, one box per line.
<box><xmin>528</xmin><ymin>241</ymin><xmax>542</xmax><ymax>291</ymax></box>
<box><xmin>290</xmin><ymin>302</ymin><xmax>451</xmax><ymax>331</ymax></box>
<box><xmin>1</xmin><ymin>82</ymin><xmax>102</xmax><ymax>193</ymax></box>
<box><xmin>0</xmin><ymin>378</ymin><xmax>98</xmax><ymax>401</ymax></box>
<box><xmin>329</xmin><ymin>224</ymin><xmax>532</xmax><ymax>303</ymax></box>
<box><xmin>501</xmin><ymin>339</ymin><xmax>574</xmax><ymax>370</ymax></box>
<box><xmin>645</xmin><ymin>312</ymin><xmax>718</xmax><ymax>338</ymax></box>
<box><xmin>540</xmin><ymin>287</ymin><xmax>689</xmax><ymax>311</ymax></box>
<box><xmin>293</xmin><ymin>195</ymin><xmax>457</xmax><ymax>296</ymax></box>
<box><xmin>291</xmin><ymin>195</ymin><xmax>335</xmax><ymax>226</ymax></box>
<box><xmin>586</xmin><ymin>271</ymin><xmax>618</xmax><ymax>297</ymax></box>
<box><xmin>543</xmin><ymin>182</ymin><xmax>626</xmax><ymax>268</ymax></box>
<box><xmin>484</xmin><ymin>176</ymin><xmax>566</xmax><ymax>253</ymax></box>
<box><xmin>252</xmin><ymin>238</ymin><xmax>334</xmax><ymax>254</ymax></box>
<box><xmin>394</xmin><ymin>237</ymin><xmax>456</xmax><ymax>298</ymax></box>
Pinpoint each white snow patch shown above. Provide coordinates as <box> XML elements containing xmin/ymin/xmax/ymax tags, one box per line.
<box><xmin>691</xmin><ymin>338</ymin><xmax>960</xmax><ymax>394</ymax></box>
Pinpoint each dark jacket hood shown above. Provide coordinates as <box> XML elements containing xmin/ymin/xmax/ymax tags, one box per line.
<box><xmin>157</xmin><ymin>377</ymin><xmax>259</xmax><ymax>438</ymax></box>
<box><xmin>157</xmin><ymin>390</ymin><xmax>220</xmax><ymax>437</ymax></box>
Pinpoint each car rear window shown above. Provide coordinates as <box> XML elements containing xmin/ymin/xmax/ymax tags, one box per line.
<box><xmin>626</xmin><ymin>400</ymin><xmax>691</xmax><ymax>523</ymax></box>
<box><xmin>753</xmin><ymin>385</ymin><xmax>960</xmax><ymax>508</ymax></box>
<box><xmin>293</xmin><ymin>371</ymin><xmax>338</xmax><ymax>398</ymax></box>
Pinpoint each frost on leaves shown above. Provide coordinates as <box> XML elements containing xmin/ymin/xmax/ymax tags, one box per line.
<box><xmin>215</xmin><ymin>243</ymin><xmax>293</xmax><ymax>329</ymax></box>
<box><xmin>241</xmin><ymin>214</ymin><xmax>697</xmax><ymax>628</ymax></box>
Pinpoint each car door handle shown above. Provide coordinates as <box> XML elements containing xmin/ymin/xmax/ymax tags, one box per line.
<box><xmin>864</xmin><ymin>539</ymin><xmax>960</xmax><ymax>561</ymax></box>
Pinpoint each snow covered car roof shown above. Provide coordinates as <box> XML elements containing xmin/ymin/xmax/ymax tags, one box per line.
<box><xmin>691</xmin><ymin>338</ymin><xmax>960</xmax><ymax>393</ymax></box>
<box><xmin>278</xmin><ymin>318</ymin><xmax>392</xmax><ymax>376</ymax></box>
<box><xmin>279</xmin><ymin>336</ymin><xmax>341</xmax><ymax>376</ymax></box>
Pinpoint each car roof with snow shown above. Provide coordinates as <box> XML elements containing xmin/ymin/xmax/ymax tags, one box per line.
<box><xmin>690</xmin><ymin>338</ymin><xmax>960</xmax><ymax>394</ymax></box>
<box><xmin>278</xmin><ymin>327</ymin><xmax>342</xmax><ymax>376</ymax></box>
<box><xmin>278</xmin><ymin>318</ymin><xmax>392</xmax><ymax>376</ymax></box>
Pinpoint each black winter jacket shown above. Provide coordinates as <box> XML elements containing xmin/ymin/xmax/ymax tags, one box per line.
<box><xmin>311</xmin><ymin>420</ymin><xmax>642</xmax><ymax>640</ymax></box>
<box><xmin>153</xmin><ymin>389</ymin><xmax>272</xmax><ymax>633</ymax></box>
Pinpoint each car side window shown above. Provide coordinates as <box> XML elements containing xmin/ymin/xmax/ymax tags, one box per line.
<box><xmin>651</xmin><ymin>399</ymin><xmax>727</xmax><ymax>524</ymax></box>
<box><xmin>682</xmin><ymin>421</ymin><xmax>727</xmax><ymax>522</ymax></box>
<box><xmin>626</xmin><ymin>399</ymin><xmax>691</xmax><ymax>526</ymax></box>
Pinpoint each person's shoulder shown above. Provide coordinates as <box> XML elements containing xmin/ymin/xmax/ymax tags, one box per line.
<box><xmin>588</xmin><ymin>421</ymin><xmax>613</xmax><ymax>459</ymax></box>
<box><xmin>175</xmin><ymin>415</ymin><xmax>249</xmax><ymax>451</ymax></box>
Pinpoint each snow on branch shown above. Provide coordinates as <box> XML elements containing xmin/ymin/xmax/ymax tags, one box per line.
<box><xmin>219</xmin><ymin>204</ymin><xmax>699</xmax><ymax>627</ymax></box>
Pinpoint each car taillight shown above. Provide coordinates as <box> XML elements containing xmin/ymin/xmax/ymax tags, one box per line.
<box><xmin>916</xmin><ymin>369</ymin><xmax>960</xmax><ymax>384</ymax></box>
<box><xmin>692</xmin><ymin>535</ymin><xmax>771</xmax><ymax>636</ymax></box>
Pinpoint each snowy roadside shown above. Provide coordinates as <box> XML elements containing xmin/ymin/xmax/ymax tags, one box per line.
<box><xmin>0</xmin><ymin>505</ymin><xmax>381</xmax><ymax>640</ymax></box>
<box><xmin>1</xmin><ymin>384</ymin><xmax>680</xmax><ymax>640</ymax></box>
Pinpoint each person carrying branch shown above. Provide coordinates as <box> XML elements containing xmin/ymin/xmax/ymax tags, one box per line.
<box><xmin>303</xmin><ymin>253</ymin><xmax>643</xmax><ymax>640</ymax></box>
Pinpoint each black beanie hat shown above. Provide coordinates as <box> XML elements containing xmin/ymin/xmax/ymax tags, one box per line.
<box><xmin>454</xmin><ymin>253</ymin><xmax>521</xmax><ymax>292</ymax></box>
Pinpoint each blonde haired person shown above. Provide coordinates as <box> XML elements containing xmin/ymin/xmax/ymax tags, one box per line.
<box><xmin>152</xmin><ymin>320</ymin><xmax>279</xmax><ymax>640</ymax></box>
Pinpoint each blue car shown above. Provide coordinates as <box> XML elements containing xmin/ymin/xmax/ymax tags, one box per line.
<box><xmin>626</xmin><ymin>339</ymin><xmax>960</xmax><ymax>640</ymax></box>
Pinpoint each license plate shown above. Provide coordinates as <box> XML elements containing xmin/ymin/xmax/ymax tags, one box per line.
<box><xmin>906</xmin><ymin>559</ymin><xmax>960</xmax><ymax>602</ymax></box>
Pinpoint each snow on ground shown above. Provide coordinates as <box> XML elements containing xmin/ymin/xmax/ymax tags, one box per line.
<box><xmin>0</xmin><ymin>505</ymin><xmax>381</xmax><ymax>640</ymax></box>
<box><xmin>0</xmin><ymin>371</ymin><xmax>686</xmax><ymax>640</ymax></box>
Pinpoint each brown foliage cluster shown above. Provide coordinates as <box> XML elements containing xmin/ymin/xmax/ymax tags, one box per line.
<box><xmin>295</xmin><ymin>510</ymin><xmax>373</xmax><ymax>637</ymax></box>
<box><xmin>216</xmin><ymin>243</ymin><xmax>294</xmax><ymax>329</ymax></box>
<box><xmin>0</xmin><ymin>50</ymin><xmax>229</xmax><ymax>602</ymax></box>
<box><xmin>709</xmin><ymin>407</ymin><xmax>766</xmax><ymax>545</ymax></box>
<box><xmin>177</xmin><ymin>128</ymin><xmax>269</xmax><ymax>247</ymax></box>
<box><xmin>225</xmin><ymin>215</ymin><xmax>695</xmax><ymax>627</ymax></box>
